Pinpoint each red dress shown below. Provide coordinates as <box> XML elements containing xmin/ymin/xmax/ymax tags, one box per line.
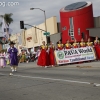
<box><xmin>49</xmin><ymin>46</ymin><xmax>55</xmax><ymax>66</ymax></box>
<box><xmin>65</xmin><ymin>43</ymin><xmax>71</xmax><ymax>49</ymax></box>
<box><xmin>37</xmin><ymin>45</ymin><xmax>49</xmax><ymax>67</ymax></box>
<box><xmin>80</xmin><ymin>42</ymin><xmax>86</xmax><ymax>47</ymax></box>
<box><xmin>86</xmin><ymin>42</ymin><xmax>93</xmax><ymax>47</ymax></box>
<box><xmin>57</xmin><ymin>44</ymin><xmax>63</xmax><ymax>50</ymax></box>
<box><xmin>94</xmin><ymin>40</ymin><xmax>100</xmax><ymax>60</ymax></box>
<box><xmin>73</xmin><ymin>43</ymin><xmax>78</xmax><ymax>48</ymax></box>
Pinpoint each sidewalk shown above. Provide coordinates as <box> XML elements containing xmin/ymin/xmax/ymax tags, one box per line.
<box><xmin>57</xmin><ymin>61</ymin><xmax>100</xmax><ymax>68</ymax></box>
<box><xmin>17</xmin><ymin>61</ymin><xmax>100</xmax><ymax>68</ymax></box>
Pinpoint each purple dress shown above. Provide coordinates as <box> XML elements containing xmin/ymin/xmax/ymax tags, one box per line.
<box><xmin>8</xmin><ymin>47</ymin><xmax>18</xmax><ymax>66</ymax></box>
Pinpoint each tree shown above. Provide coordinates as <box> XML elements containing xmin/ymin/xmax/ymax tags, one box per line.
<box><xmin>0</xmin><ymin>22</ymin><xmax>2</xmax><ymax>27</ymax></box>
<box><xmin>0</xmin><ymin>13</ymin><xmax>13</xmax><ymax>26</ymax></box>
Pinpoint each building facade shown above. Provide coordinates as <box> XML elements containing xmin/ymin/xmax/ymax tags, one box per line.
<box><xmin>22</xmin><ymin>16</ymin><xmax>58</xmax><ymax>48</ymax></box>
<box><xmin>60</xmin><ymin>1</ymin><xmax>94</xmax><ymax>43</ymax></box>
<box><xmin>10</xmin><ymin>16</ymin><xmax>61</xmax><ymax>53</ymax></box>
<box><xmin>87</xmin><ymin>16</ymin><xmax>100</xmax><ymax>39</ymax></box>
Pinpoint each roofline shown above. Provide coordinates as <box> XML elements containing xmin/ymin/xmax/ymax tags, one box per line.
<box><xmin>86</xmin><ymin>27</ymin><xmax>100</xmax><ymax>30</ymax></box>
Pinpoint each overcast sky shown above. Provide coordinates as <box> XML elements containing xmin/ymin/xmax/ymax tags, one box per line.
<box><xmin>0</xmin><ymin>0</ymin><xmax>100</xmax><ymax>34</ymax></box>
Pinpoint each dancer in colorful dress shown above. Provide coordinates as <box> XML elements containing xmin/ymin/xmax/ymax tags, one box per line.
<box><xmin>86</xmin><ymin>38</ymin><xmax>93</xmax><ymax>62</ymax></box>
<box><xmin>57</xmin><ymin>40</ymin><xmax>64</xmax><ymax>50</ymax></box>
<box><xmin>94</xmin><ymin>36</ymin><xmax>99</xmax><ymax>46</ymax></box>
<box><xmin>65</xmin><ymin>40</ymin><xmax>71</xmax><ymax>49</ymax></box>
<box><xmin>73</xmin><ymin>39</ymin><xmax>79</xmax><ymax>48</ymax></box>
<box><xmin>49</xmin><ymin>41</ymin><xmax>55</xmax><ymax>67</ymax></box>
<box><xmin>86</xmin><ymin>38</ymin><xmax>93</xmax><ymax>47</ymax></box>
<box><xmin>0</xmin><ymin>50</ymin><xmax>6</xmax><ymax>68</ymax></box>
<box><xmin>6</xmin><ymin>53</ymin><xmax>10</xmax><ymax>65</ymax></box>
<box><xmin>94</xmin><ymin>36</ymin><xmax>100</xmax><ymax>60</ymax></box>
<box><xmin>19</xmin><ymin>50</ymin><xmax>26</xmax><ymax>63</ymax></box>
<box><xmin>80</xmin><ymin>38</ymin><xmax>86</xmax><ymax>47</ymax></box>
<box><xmin>8</xmin><ymin>41</ymin><xmax>18</xmax><ymax>72</ymax></box>
<box><xmin>37</xmin><ymin>41</ymin><xmax>49</xmax><ymax>68</ymax></box>
<box><xmin>79</xmin><ymin>38</ymin><xmax>86</xmax><ymax>63</ymax></box>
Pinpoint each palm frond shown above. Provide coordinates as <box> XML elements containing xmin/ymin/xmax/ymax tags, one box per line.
<box><xmin>0</xmin><ymin>15</ymin><xmax>4</xmax><ymax>18</ymax></box>
<box><xmin>3</xmin><ymin>13</ymin><xmax>13</xmax><ymax>26</ymax></box>
<box><xmin>8</xmin><ymin>13</ymin><xmax>13</xmax><ymax>17</ymax></box>
<box><xmin>0</xmin><ymin>22</ymin><xmax>2</xmax><ymax>27</ymax></box>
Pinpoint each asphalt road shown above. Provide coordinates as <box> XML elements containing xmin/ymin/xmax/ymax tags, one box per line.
<box><xmin>0</xmin><ymin>62</ymin><xmax>100</xmax><ymax>100</ymax></box>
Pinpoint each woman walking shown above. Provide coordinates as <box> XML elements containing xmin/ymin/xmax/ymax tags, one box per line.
<box><xmin>37</xmin><ymin>41</ymin><xmax>49</xmax><ymax>68</ymax></box>
<box><xmin>8</xmin><ymin>41</ymin><xmax>18</xmax><ymax>72</ymax></box>
<box><xmin>0</xmin><ymin>50</ymin><xmax>6</xmax><ymax>68</ymax></box>
<box><xmin>48</xmin><ymin>42</ymin><xmax>55</xmax><ymax>67</ymax></box>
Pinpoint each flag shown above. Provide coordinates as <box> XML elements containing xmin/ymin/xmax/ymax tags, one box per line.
<box><xmin>2</xmin><ymin>18</ymin><xmax>9</xmax><ymax>39</ymax></box>
<box><xmin>1</xmin><ymin>18</ymin><xmax>13</xmax><ymax>40</ymax></box>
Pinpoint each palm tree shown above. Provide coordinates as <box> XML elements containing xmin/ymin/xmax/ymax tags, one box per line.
<box><xmin>0</xmin><ymin>13</ymin><xmax>13</xmax><ymax>43</ymax></box>
<box><xmin>0</xmin><ymin>13</ymin><xmax>13</xmax><ymax>26</ymax></box>
<box><xmin>0</xmin><ymin>22</ymin><xmax>2</xmax><ymax>27</ymax></box>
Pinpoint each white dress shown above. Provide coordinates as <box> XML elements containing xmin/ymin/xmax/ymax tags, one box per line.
<box><xmin>36</xmin><ymin>49</ymin><xmax>41</xmax><ymax>58</ymax></box>
<box><xmin>0</xmin><ymin>53</ymin><xmax>6</xmax><ymax>67</ymax></box>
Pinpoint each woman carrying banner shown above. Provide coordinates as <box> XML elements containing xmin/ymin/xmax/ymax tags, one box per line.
<box><xmin>48</xmin><ymin>41</ymin><xmax>55</xmax><ymax>67</ymax></box>
<box><xmin>72</xmin><ymin>39</ymin><xmax>79</xmax><ymax>48</ymax></box>
<box><xmin>86</xmin><ymin>38</ymin><xmax>93</xmax><ymax>62</ymax></box>
<box><xmin>79</xmin><ymin>38</ymin><xmax>86</xmax><ymax>63</ymax></box>
<box><xmin>65</xmin><ymin>40</ymin><xmax>71</xmax><ymax>49</ymax></box>
<box><xmin>94</xmin><ymin>36</ymin><xmax>100</xmax><ymax>60</ymax></box>
<box><xmin>57</xmin><ymin>40</ymin><xmax>64</xmax><ymax>50</ymax></box>
<box><xmin>80</xmin><ymin>38</ymin><xmax>86</xmax><ymax>47</ymax></box>
<box><xmin>72</xmin><ymin>39</ymin><xmax>79</xmax><ymax>64</ymax></box>
<box><xmin>37</xmin><ymin>41</ymin><xmax>49</xmax><ymax>68</ymax></box>
<box><xmin>86</xmin><ymin>38</ymin><xmax>93</xmax><ymax>47</ymax></box>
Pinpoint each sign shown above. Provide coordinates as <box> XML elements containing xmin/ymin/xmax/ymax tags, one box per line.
<box><xmin>54</xmin><ymin>47</ymin><xmax>96</xmax><ymax>64</ymax></box>
<box><xmin>43</xmin><ymin>32</ymin><xmax>50</xmax><ymax>36</ymax></box>
<box><xmin>26</xmin><ymin>37</ymin><xmax>32</xmax><ymax>42</ymax></box>
<box><xmin>62</xmin><ymin>26</ymin><xmax>67</xmax><ymax>31</ymax></box>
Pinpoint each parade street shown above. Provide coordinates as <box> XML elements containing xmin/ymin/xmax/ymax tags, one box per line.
<box><xmin>0</xmin><ymin>61</ymin><xmax>100</xmax><ymax>100</ymax></box>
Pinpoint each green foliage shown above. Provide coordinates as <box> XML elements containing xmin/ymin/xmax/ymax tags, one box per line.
<box><xmin>0</xmin><ymin>13</ymin><xmax>13</xmax><ymax>27</ymax></box>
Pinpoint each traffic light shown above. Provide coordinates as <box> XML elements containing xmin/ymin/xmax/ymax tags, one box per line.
<box><xmin>47</xmin><ymin>36</ymin><xmax>50</xmax><ymax>44</ymax></box>
<box><xmin>20</xmin><ymin>21</ymin><xmax>24</xmax><ymax>29</ymax></box>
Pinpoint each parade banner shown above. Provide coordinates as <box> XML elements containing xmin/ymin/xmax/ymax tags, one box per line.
<box><xmin>55</xmin><ymin>47</ymin><xmax>96</xmax><ymax>64</ymax></box>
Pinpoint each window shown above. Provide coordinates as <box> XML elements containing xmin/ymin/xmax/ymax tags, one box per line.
<box><xmin>70</xmin><ymin>32</ymin><xmax>74</xmax><ymax>36</ymax></box>
<box><xmin>69</xmin><ymin>29</ymin><xmax>74</xmax><ymax>36</ymax></box>
<box><xmin>71</xmin><ymin>36</ymin><xmax>74</xmax><ymax>40</ymax></box>
<box><xmin>69</xmin><ymin>17</ymin><xmax>74</xmax><ymax>37</ymax></box>
<box><xmin>78</xmin><ymin>28</ymin><xmax>80</xmax><ymax>35</ymax></box>
<box><xmin>69</xmin><ymin>17</ymin><xmax>74</xmax><ymax>30</ymax></box>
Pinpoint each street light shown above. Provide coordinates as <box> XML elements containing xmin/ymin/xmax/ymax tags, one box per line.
<box><xmin>30</xmin><ymin>8</ymin><xmax>50</xmax><ymax>44</ymax></box>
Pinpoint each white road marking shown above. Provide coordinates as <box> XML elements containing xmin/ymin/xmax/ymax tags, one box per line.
<box><xmin>0</xmin><ymin>73</ymin><xmax>6</xmax><ymax>75</ymax></box>
<box><xmin>14</xmin><ymin>74</ymin><xmax>91</xmax><ymax>84</ymax></box>
<box><xmin>0</xmin><ymin>73</ymin><xmax>100</xmax><ymax>86</ymax></box>
<box><xmin>93</xmin><ymin>83</ymin><xmax>100</xmax><ymax>87</ymax></box>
